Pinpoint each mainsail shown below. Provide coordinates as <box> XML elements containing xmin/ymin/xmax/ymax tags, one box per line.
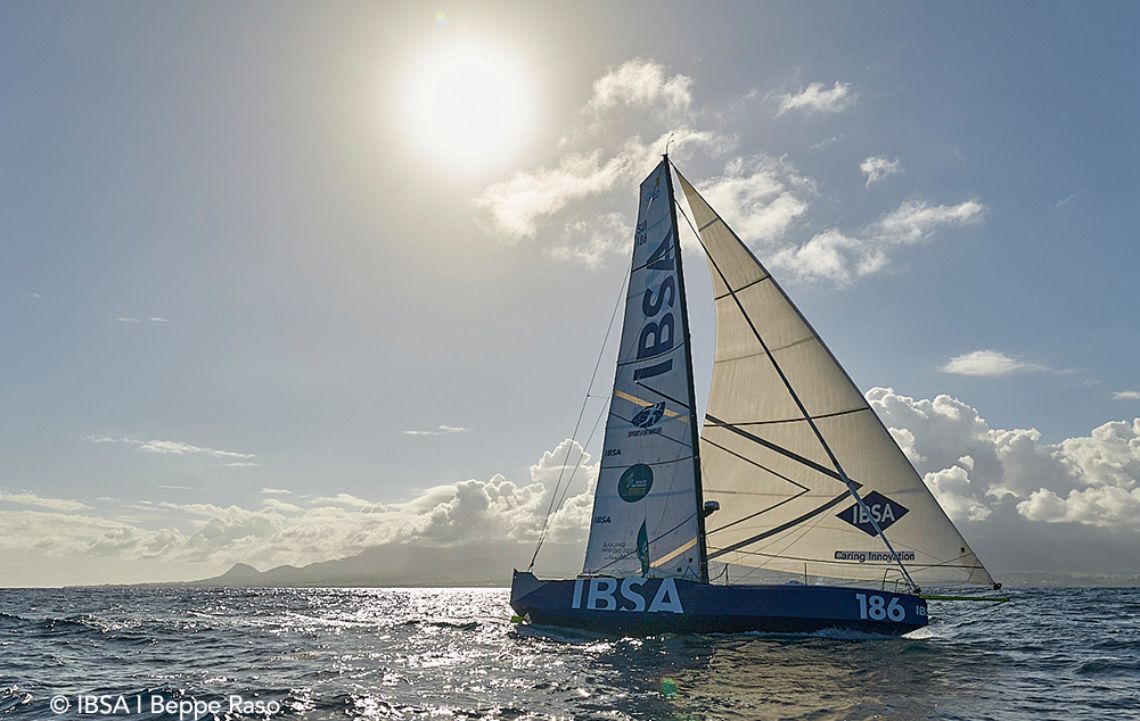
<box><xmin>583</xmin><ymin>159</ymin><xmax>706</xmax><ymax>581</ymax></box>
<box><xmin>674</xmin><ymin>168</ymin><xmax>995</xmax><ymax>588</ymax></box>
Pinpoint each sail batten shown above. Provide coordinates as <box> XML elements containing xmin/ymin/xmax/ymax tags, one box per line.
<box><xmin>675</xmin><ymin>168</ymin><xmax>996</xmax><ymax>588</ymax></box>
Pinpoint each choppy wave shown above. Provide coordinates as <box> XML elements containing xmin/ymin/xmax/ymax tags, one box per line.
<box><xmin>1</xmin><ymin>586</ymin><xmax>1137</xmax><ymax>720</ymax></box>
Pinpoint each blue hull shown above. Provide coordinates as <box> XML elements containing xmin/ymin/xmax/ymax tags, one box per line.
<box><xmin>510</xmin><ymin>571</ymin><xmax>927</xmax><ymax>636</ymax></box>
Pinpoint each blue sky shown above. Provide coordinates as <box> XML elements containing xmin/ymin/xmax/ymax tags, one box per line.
<box><xmin>1</xmin><ymin>2</ymin><xmax>1138</xmax><ymax>585</ymax></box>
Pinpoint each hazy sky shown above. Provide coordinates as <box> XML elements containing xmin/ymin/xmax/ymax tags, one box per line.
<box><xmin>2</xmin><ymin>2</ymin><xmax>1138</xmax><ymax>586</ymax></box>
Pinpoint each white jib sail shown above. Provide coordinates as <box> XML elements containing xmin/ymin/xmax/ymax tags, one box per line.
<box><xmin>582</xmin><ymin>160</ymin><xmax>705</xmax><ymax>580</ymax></box>
<box><xmin>675</xmin><ymin>168</ymin><xmax>995</xmax><ymax>588</ymax></box>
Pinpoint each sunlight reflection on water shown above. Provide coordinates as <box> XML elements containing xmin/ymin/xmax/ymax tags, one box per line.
<box><xmin>0</xmin><ymin>587</ymin><xmax>1137</xmax><ymax>720</ymax></box>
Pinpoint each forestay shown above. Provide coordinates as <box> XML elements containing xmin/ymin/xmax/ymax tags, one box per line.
<box><xmin>675</xmin><ymin>168</ymin><xmax>994</xmax><ymax>588</ymax></box>
<box><xmin>583</xmin><ymin>160</ymin><xmax>705</xmax><ymax>581</ymax></box>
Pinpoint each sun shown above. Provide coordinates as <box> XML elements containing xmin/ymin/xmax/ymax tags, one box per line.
<box><xmin>399</xmin><ymin>36</ymin><xmax>535</xmax><ymax>174</ymax></box>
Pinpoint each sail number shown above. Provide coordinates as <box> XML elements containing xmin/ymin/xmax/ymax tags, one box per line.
<box><xmin>855</xmin><ymin>593</ymin><xmax>906</xmax><ymax>622</ymax></box>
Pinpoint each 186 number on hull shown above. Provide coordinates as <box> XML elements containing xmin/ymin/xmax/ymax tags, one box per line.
<box><xmin>855</xmin><ymin>593</ymin><xmax>907</xmax><ymax>622</ymax></box>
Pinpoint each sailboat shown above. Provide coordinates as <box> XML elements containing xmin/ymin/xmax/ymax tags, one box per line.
<box><xmin>510</xmin><ymin>155</ymin><xmax>1002</xmax><ymax>635</ymax></box>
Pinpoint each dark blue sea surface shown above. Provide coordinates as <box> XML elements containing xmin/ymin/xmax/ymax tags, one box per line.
<box><xmin>1</xmin><ymin>587</ymin><xmax>1136</xmax><ymax>720</ymax></box>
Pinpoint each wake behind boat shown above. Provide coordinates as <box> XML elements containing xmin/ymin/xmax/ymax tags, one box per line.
<box><xmin>511</xmin><ymin>156</ymin><xmax>1002</xmax><ymax>636</ymax></box>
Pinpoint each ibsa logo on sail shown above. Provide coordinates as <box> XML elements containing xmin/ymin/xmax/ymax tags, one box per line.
<box><xmin>570</xmin><ymin>577</ymin><xmax>684</xmax><ymax>613</ymax></box>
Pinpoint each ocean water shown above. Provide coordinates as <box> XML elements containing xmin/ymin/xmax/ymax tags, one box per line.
<box><xmin>1</xmin><ymin>587</ymin><xmax>1136</xmax><ymax>721</ymax></box>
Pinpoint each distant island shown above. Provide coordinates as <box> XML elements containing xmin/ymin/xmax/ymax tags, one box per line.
<box><xmin>138</xmin><ymin>541</ymin><xmax>1140</xmax><ymax>589</ymax></box>
<box><xmin>153</xmin><ymin>541</ymin><xmax>585</xmax><ymax>588</ymax></box>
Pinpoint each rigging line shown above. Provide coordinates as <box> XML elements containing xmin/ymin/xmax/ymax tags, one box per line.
<box><xmin>708</xmin><ymin>407</ymin><xmax>868</xmax><ymax>428</ymax></box>
<box><xmin>705</xmin><ymin>413</ymin><xmax>852</xmax><ymax>484</ymax></box>
<box><xmin>547</xmin><ymin>397</ymin><xmax>608</xmax><ymax>534</ymax></box>
<box><xmin>707</xmin><ymin>491</ymin><xmax>851</xmax><ymax>560</ymax></box>
<box><xmin>673</xmin><ymin>183</ymin><xmax>919</xmax><ymax>593</ymax></box>
<box><xmin>529</xmin><ymin>255</ymin><xmax>632</xmax><ymax>571</ymax></box>
<box><xmin>714</xmin><ymin>275</ymin><xmax>771</xmax><ymax>298</ymax></box>
<box><xmin>700</xmin><ymin>436</ymin><xmax>810</xmax><ymax>491</ymax></box>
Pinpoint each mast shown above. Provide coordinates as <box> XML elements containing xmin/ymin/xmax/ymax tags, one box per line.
<box><xmin>664</xmin><ymin>154</ymin><xmax>709</xmax><ymax>584</ymax></box>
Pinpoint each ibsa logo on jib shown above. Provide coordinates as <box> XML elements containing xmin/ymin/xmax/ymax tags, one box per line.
<box><xmin>836</xmin><ymin>491</ymin><xmax>909</xmax><ymax>537</ymax></box>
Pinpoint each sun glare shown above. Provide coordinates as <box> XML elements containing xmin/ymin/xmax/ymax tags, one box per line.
<box><xmin>399</xmin><ymin>36</ymin><xmax>535</xmax><ymax>174</ymax></box>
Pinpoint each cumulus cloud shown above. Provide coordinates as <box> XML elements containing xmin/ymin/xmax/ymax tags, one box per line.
<box><xmin>860</xmin><ymin>156</ymin><xmax>904</xmax><ymax>187</ymax></box>
<box><xmin>923</xmin><ymin>461</ymin><xmax>993</xmax><ymax>522</ymax></box>
<box><xmin>401</xmin><ymin>425</ymin><xmax>471</xmax><ymax>437</ymax></box>
<box><xmin>774</xmin><ymin>81</ymin><xmax>857</xmax><ymax>115</ymax></box>
<box><xmin>8</xmin><ymin>400</ymin><xmax>1140</xmax><ymax>582</ymax></box>
<box><xmin>771</xmin><ymin>198</ymin><xmax>986</xmax><ymax>284</ymax></box>
<box><xmin>1113</xmin><ymin>391</ymin><xmax>1140</xmax><ymax>401</ymax></box>
<box><xmin>0</xmin><ymin>440</ymin><xmax>597</xmax><ymax>575</ymax></box>
<box><xmin>472</xmin><ymin>57</ymin><xmax>733</xmax><ymax>256</ymax></box>
<box><xmin>474</xmin><ymin>128</ymin><xmax>726</xmax><ymax>241</ymax></box>
<box><xmin>941</xmin><ymin>350</ymin><xmax>1047</xmax><ymax>377</ymax></box>
<box><xmin>868</xmin><ymin>387</ymin><xmax>1140</xmax><ymax>531</ymax></box>
<box><xmin>588</xmin><ymin>58</ymin><xmax>693</xmax><ymax>115</ymax></box>
<box><xmin>88</xmin><ymin>436</ymin><xmax>256</xmax><ymax>461</ymax></box>
<box><xmin>692</xmin><ymin>155</ymin><xmax>815</xmax><ymax>249</ymax></box>
<box><xmin>874</xmin><ymin>198</ymin><xmax>986</xmax><ymax>244</ymax></box>
<box><xmin>474</xmin><ymin>149</ymin><xmax>633</xmax><ymax>239</ymax></box>
<box><xmin>475</xmin><ymin>60</ymin><xmax>978</xmax><ymax>284</ymax></box>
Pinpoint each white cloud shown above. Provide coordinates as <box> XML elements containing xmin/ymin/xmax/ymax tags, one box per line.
<box><xmin>771</xmin><ymin>228</ymin><xmax>875</xmax><ymax>284</ymax></box>
<box><xmin>588</xmin><ymin>58</ymin><xmax>693</xmax><ymax>115</ymax></box>
<box><xmin>0</xmin><ymin>490</ymin><xmax>92</xmax><ymax>512</ymax></box>
<box><xmin>693</xmin><ymin>155</ymin><xmax>815</xmax><ymax>248</ymax></box>
<box><xmin>0</xmin><ymin>440</ymin><xmax>597</xmax><ymax>574</ymax></box>
<box><xmin>860</xmin><ymin>156</ymin><xmax>904</xmax><ymax>187</ymax></box>
<box><xmin>941</xmin><ymin>350</ymin><xmax>1047</xmax><ymax>377</ymax></box>
<box><xmin>1055</xmin><ymin>192</ymin><xmax>1080</xmax><ymax>208</ymax></box>
<box><xmin>873</xmin><ymin>198</ymin><xmax>986</xmax><ymax>244</ymax></box>
<box><xmin>8</xmin><ymin>404</ymin><xmax>1140</xmax><ymax>582</ymax></box>
<box><xmin>809</xmin><ymin>135</ymin><xmax>842</xmax><ymax>151</ymax></box>
<box><xmin>1018</xmin><ymin>485</ymin><xmax>1140</xmax><ymax>527</ymax></box>
<box><xmin>115</xmin><ymin>316</ymin><xmax>167</xmax><ymax>324</ymax></box>
<box><xmin>474</xmin><ymin>128</ymin><xmax>727</xmax><ymax>242</ymax></box>
<box><xmin>923</xmin><ymin>463</ymin><xmax>993</xmax><ymax>522</ymax></box>
<box><xmin>401</xmin><ymin>425</ymin><xmax>471</xmax><ymax>437</ymax></box>
<box><xmin>260</xmin><ymin>487</ymin><xmax>292</xmax><ymax>495</ymax></box>
<box><xmin>1112</xmin><ymin>391</ymin><xmax>1140</xmax><ymax>401</ymax></box>
<box><xmin>87</xmin><ymin>436</ymin><xmax>256</xmax><ymax>461</ymax></box>
<box><xmin>868</xmin><ymin>387</ymin><xmax>1140</xmax><ymax>530</ymax></box>
<box><xmin>548</xmin><ymin>212</ymin><xmax>629</xmax><ymax>268</ymax></box>
<box><xmin>474</xmin><ymin>149</ymin><xmax>633</xmax><ymax>239</ymax></box>
<box><xmin>474</xmin><ymin>59</ymin><xmax>977</xmax><ymax>284</ymax></box>
<box><xmin>774</xmin><ymin>81</ymin><xmax>857</xmax><ymax>115</ymax></box>
<box><xmin>772</xmin><ymin>198</ymin><xmax>986</xmax><ymax>284</ymax></box>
